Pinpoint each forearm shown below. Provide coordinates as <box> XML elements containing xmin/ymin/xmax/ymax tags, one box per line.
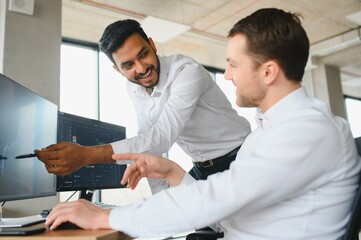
<box><xmin>86</xmin><ymin>144</ymin><xmax>115</xmax><ymax>164</ymax></box>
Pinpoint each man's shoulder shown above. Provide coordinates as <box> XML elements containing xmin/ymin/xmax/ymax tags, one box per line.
<box><xmin>162</xmin><ymin>54</ymin><xmax>206</xmax><ymax>79</ymax></box>
<box><xmin>164</xmin><ymin>54</ymin><xmax>199</xmax><ymax>66</ymax></box>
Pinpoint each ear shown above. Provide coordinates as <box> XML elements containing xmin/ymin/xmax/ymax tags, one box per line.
<box><xmin>148</xmin><ymin>37</ymin><xmax>157</xmax><ymax>53</ymax></box>
<box><xmin>262</xmin><ymin>61</ymin><xmax>279</xmax><ymax>85</ymax></box>
<box><xmin>113</xmin><ymin>65</ymin><xmax>124</xmax><ymax>76</ymax></box>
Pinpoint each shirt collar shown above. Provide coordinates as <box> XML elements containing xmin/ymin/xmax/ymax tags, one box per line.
<box><xmin>255</xmin><ymin>110</ymin><xmax>265</xmax><ymax>129</ymax></box>
<box><xmin>260</xmin><ymin>87</ymin><xmax>308</xmax><ymax>128</ymax></box>
<box><xmin>152</xmin><ymin>55</ymin><xmax>167</xmax><ymax>95</ymax></box>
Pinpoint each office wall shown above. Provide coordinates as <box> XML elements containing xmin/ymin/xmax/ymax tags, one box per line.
<box><xmin>1</xmin><ymin>0</ymin><xmax>60</xmax><ymax>105</ymax></box>
<box><xmin>0</xmin><ymin>0</ymin><xmax>61</xmax><ymax>217</ymax></box>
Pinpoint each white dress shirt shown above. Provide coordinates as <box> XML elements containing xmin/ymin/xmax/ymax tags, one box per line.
<box><xmin>109</xmin><ymin>87</ymin><xmax>361</xmax><ymax>239</ymax></box>
<box><xmin>111</xmin><ymin>54</ymin><xmax>251</xmax><ymax>160</ymax></box>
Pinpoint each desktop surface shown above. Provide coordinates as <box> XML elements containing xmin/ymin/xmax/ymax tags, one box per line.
<box><xmin>0</xmin><ymin>227</ymin><xmax>132</xmax><ymax>240</ymax></box>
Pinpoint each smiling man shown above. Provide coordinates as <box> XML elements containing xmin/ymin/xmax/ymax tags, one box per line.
<box><xmin>36</xmin><ymin>19</ymin><xmax>251</xmax><ymax>193</ymax></box>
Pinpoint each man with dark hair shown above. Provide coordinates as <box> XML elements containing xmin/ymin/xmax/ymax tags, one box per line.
<box><xmin>37</xmin><ymin>19</ymin><xmax>251</xmax><ymax>193</ymax></box>
<box><xmin>45</xmin><ymin>8</ymin><xmax>360</xmax><ymax>239</ymax></box>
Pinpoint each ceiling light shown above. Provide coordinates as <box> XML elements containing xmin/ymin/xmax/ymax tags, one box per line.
<box><xmin>346</xmin><ymin>10</ymin><xmax>361</xmax><ymax>25</ymax></box>
<box><xmin>141</xmin><ymin>16</ymin><xmax>190</xmax><ymax>43</ymax></box>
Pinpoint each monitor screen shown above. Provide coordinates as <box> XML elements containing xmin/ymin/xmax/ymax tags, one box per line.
<box><xmin>56</xmin><ymin>112</ymin><xmax>127</xmax><ymax>194</ymax></box>
<box><xmin>0</xmin><ymin>74</ymin><xmax>57</xmax><ymax>202</ymax></box>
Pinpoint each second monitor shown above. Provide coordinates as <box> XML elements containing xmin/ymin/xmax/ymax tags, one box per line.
<box><xmin>56</xmin><ymin>111</ymin><xmax>127</xmax><ymax>200</ymax></box>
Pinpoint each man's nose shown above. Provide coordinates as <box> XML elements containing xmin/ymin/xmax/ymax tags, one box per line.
<box><xmin>135</xmin><ymin>61</ymin><xmax>147</xmax><ymax>74</ymax></box>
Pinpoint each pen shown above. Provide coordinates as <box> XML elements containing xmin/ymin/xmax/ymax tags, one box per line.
<box><xmin>15</xmin><ymin>153</ymin><xmax>37</xmax><ymax>159</ymax></box>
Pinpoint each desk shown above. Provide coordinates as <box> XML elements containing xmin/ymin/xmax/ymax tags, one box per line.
<box><xmin>0</xmin><ymin>228</ymin><xmax>133</xmax><ymax>240</ymax></box>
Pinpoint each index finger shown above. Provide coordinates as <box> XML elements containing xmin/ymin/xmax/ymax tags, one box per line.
<box><xmin>35</xmin><ymin>149</ymin><xmax>60</xmax><ymax>162</ymax></box>
<box><xmin>112</xmin><ymin>153</ymin><xmax>143</xmax><ymax>162</ymax></box>
<box><xmin>112</xmin><ymin>153</ymin><xmax>146</xmax><ymax>164</ymax></box>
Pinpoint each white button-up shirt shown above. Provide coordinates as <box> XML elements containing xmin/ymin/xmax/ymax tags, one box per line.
<box><xmin>111</xmin><ymin>54</ymin><xmax>251</xmax><ymax>161</ymax></box>
<box><xmin>109</xmin><ymin>87</ymin><xmax>361</xmax><ymax>239</ymax></box>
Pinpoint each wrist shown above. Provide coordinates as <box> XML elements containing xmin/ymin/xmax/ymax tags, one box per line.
<box><xmin>98</xmin><ymin>209</ymin><xmax>112</xmax><ymax>229</ymax></box>
<box><xmin>166</xmin><ymin>162</ymin><xmax>186</xmax><ymax>186</ymax></box>
<box><xmin>85</xmin><ymin>144</ymin><xmax>114</xmax><ymax>164</ymax></box>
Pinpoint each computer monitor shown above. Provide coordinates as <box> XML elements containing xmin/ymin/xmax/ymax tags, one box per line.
<box><xmin>56</xmin><ymin>111</ymin><xmax>127</xmax><ymax>200</ymax></box>
<box><xmin>0</xmin><ymin>73</ymin><xmax>57</xmax><ymax>202</ymax></box>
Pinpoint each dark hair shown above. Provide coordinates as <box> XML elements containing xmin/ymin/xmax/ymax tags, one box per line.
<box><xmin>228</xmin><ymin>8</ymin><xmax>309</xmax><ymax>82</ymax></box>
<box><xmin>99</xmin><ymin>19</ymin><xmax>149</xmax><ymax>64</ymax></box>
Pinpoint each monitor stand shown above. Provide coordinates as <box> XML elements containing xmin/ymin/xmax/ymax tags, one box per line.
<box><xmin>79</xmin><ymin>190</ymin><xmax>94</xmax><ymax>202</ymax></box>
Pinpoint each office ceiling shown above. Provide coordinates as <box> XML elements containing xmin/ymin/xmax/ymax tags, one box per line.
<box><xmin>62</xmin><ymin>0</ymin><xmax>361</xmax><ymax>98</ymax></box>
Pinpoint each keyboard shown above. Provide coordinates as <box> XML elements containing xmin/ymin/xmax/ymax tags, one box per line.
<box><xmin>93</xmin><ymin>202</ymin><xmax>119</xmax><ymax>209</ymax></box>
<box><xmin>40</xmin><ymin>202</ymin><xmax>119</xmax><ymax>218</ymax></box>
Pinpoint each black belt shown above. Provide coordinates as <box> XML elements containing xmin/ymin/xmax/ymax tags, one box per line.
<box><xmin>194</xmin><ymin>145</ymin><xmax>241</xmax><ymax>168</ymax></box>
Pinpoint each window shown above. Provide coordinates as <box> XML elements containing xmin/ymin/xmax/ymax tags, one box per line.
<box><xmin>99</xmin><ymin>53</ymin><xmax>138</xmax><ymax>138</ymax></box>
<box><xmin>60</xmin><ymin>40</ymin><xmax>98</xmax><ymax>119</ymax></box>
<box><xmin>345</xmin><ymin>96</ymin><xmax>361</xmax><ymax>138</ymax></box>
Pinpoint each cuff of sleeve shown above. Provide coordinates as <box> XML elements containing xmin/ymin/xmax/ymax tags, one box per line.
<box><xmin>110</xmin><ymin>140</ymin><xmax>128</xmax><ymax>154</ymax></box>
<box><xmin>109</xmin><ymin>206</ymin><xmax>135</xmax><ymax>236</ymax></box>
<box><xmin>111</xmin><ymin>140</ymin><xmax>133</xmax><ymax>165</ymax></box>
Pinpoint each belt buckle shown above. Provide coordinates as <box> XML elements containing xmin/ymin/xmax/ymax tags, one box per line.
<box><xmin>203</xmin><ymin>159</ymin><xmax>214</xmax><ymax>168</ymax></box>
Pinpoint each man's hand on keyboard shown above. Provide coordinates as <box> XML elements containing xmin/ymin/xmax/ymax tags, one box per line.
<box><xmin>45</xmin><ymin>199</ymin><xmax>112</xmax><ymax>230</ymax></box>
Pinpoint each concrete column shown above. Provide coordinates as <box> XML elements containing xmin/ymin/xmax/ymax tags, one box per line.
<box><xmin>311</xmin><ymin>64</ymin><xmax>346</xmax><ymax>118</ymax></box>
<box><xmin>303</xmin><ymin>63</ymin><xmax>346</xmax><ymax>118</ymax></box>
